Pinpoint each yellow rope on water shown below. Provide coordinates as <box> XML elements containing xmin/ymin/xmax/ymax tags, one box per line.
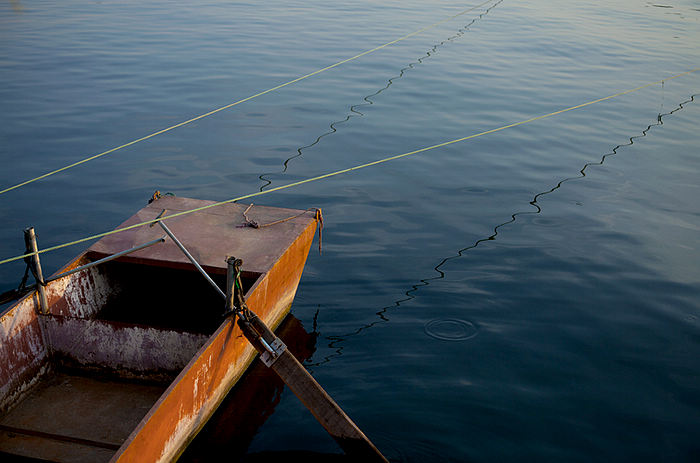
<box><xmin>0</xmin><ymin>67</ymin><xmax>697</xmax><ymax>266</ymax></box>
<box><xmin>0</xmin><ymin>0</ymin><xmax>498</xmax><ymax>197</ymax></box>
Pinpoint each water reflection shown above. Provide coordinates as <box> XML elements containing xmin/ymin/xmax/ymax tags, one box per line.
<box><xmin>9</xmin><ymin>1</ymin><xmax>23</xmax><ymax>13</ymax></box>
<box><xmin>257</xmin><ymin>0</ymin><xmax>503</xmax><ymax>192</ymax></box>
<box><xmin>178</xmin><ymin>314</ymin><xmax>319</xmax><ymax>462</ymax></box>
<box><xmin>310</xmin><ymin>93</ymin><xmax>697</xmax><ymax>366</ymax></box>
<box><xmin>424</xmin><ymin>318</ymin><xmax>479</xmax><ymax>341</ymax></box>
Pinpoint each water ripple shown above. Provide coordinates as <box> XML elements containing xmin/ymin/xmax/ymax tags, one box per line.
<box><xmin>424</xmin><ymin>318</ymin><xmax>479</xmax><ymax>341</ymax></box>
<box><xmin>309</xmin><ymin>92</ymin><xmax>697</xmax><ymax>367</ymax></box>
<box><xmin>257</xmin><ymin>0</ymin><xmax>504</xmax><ymax>192</ymax></box>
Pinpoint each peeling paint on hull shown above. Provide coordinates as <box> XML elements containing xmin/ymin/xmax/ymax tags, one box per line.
<box><xmin>0</xmin><ymin>198</ymin><xmax>318</xmax><ymax>462</ymax></box>
<box><xmin>114</xmin><ymin>213</ymin><xmax>317</xmax><ymax>463</ymax></box>
<box><xmin>45</xmin><ymin>317</ymin><xmax>210</xmax><ymax>374</ymax></box>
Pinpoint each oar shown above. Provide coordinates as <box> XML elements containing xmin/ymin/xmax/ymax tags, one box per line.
<box><xmin>154</xmin><ymin>216</ymin><xmax>388</xmax><ymax>461</ymax></box>
<box><xmin>225</xmin><ymin>257</ymin><xmax>389</xmax><ymax>462</ymax></box>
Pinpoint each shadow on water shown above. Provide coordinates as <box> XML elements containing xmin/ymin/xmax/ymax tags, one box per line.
<box><xmin>257</xmin><ymin>0</ymin><xmax>504</xmax><ymax>192</ymax></box>
<box><xmin>177</xmin><ymin>314</ymin><xmax>325</xmax><ymax>462</ymax></box>
<box><xmin>308</xmin><ymin>92</ymin><xmax>698</xmax><ymax>367</ymax></box>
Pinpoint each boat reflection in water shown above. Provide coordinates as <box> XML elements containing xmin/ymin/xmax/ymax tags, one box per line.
<box><xmin>0</xmin><ymin>196</ymin><xmax>320</xmax><ymax>462</ymax></box>
<box><xmin>181</xmin><ymin>313</ymin><xmax>351</xmax><ymax>462</ymax></box>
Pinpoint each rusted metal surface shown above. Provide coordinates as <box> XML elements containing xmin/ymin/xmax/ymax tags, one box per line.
<box><xmin>0</xmin><ymin>294</ymin><xmax>49</xmax><ymax>414</ymax></box>
<box><xmin>45</xmin><ymin>317</ymin><xmax>209</xmax><ymax>377</ymax></box>
<box><xmin>0</xmin><ymin>197</ymin><xmax>318</xmax><ymax>463</ymax></box>
<box><xmin>179</xmin><ymin>314</ymin><xmax>317</xmax><ymax>461</ymax></box>
<box><xmin>228</xmin><ymin>255</ymin><xmax>388</xmax><ymax>462</ymax></box>
<box><xmin>87</xmin><ymin>196</ymin><xmax>318</xmax><ymax>276</ymax></box>
<box><xmin>43</xmin><ymin>257</ymin><xmax>114</xmax><ymax>319</ymax></box>
<box><xmin>0</xmin><ymin>253</ymin><xmax>104</xmax><ymax>415</ymax></box>
<box><xmin>110</xmin><ymin>211</ymin><xmax>317</xmax><ymax>462</ymax></box>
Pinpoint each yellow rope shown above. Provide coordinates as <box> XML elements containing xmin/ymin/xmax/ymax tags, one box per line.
<box><xmin>0</xmin><ymin>67</ymin><xmax>697</xmax><ymax>266</ymax></box>
<box><xmin>0</xmin><ymin>0</ymin><xmax>498</xmax><ymax>197</ymax></box>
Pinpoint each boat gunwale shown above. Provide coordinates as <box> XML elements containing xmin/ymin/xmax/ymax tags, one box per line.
<box><xmin>110</xmin><ymin>212</ymin><xmax>317</xmax><ymax>462</ymax></box>
<box><xmin>1</xmin><ymin>198</ymin><xmax>319</xmax><ymax>462</ymax></box>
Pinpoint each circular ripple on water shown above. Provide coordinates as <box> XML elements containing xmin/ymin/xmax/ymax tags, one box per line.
<box><xmin>424</xmin><ymin>318</ymin><xmax>479</xmax><ymax>342</ymax></box>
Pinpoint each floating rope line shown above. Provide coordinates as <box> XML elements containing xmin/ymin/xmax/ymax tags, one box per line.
<box><xmin>0</xmin><ymin>67</ymin><xmax>697</xmax><ymax>267</ymax></box>
<box><xmin>0</xmin><ymin>0</ymin><xmax>498</xmax><ymax>197</ymax></box>
<box><xmin>258</xmin><ymin>0</ymin><xmax>504</xmax><ymax>192</ymax></box>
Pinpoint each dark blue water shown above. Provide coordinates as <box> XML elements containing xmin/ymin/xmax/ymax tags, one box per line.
<box><xmin>1</xmin><ymin>1</ymin><xmax>699</xmax><ymax>461</ymax></box>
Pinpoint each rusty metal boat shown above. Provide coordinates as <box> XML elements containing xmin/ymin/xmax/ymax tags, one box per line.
<box><xmin>0</xmin><ymin>195</ymin><xmax>319</xmax><ymax>462</ymax></box>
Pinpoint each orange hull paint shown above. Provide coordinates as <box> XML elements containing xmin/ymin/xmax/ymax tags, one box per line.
<box><xmin>0</xmin><ymin>198</ymin><xmax>318</xmax><ymax>462</ymax></box>
<box><xmin>112</xmin><ymin>218</ymin><xmax>317</xmax><ymax>463</ymax></box>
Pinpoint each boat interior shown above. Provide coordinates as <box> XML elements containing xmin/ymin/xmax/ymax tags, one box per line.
<box><xmin>0</xmin><ymin>256</ymin><xmax>261</xmax><ymax>463</ymax></box>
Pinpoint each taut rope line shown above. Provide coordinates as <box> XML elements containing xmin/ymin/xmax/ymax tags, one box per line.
<box><xmin>0</xmin><ymin>0</ymin><xmax>498</xmax><ymax>197</ymax></box>
<box><xmin>0</xmin><ymin>67</ymin><xmax>696</xmax><ymax>266</ymax></box>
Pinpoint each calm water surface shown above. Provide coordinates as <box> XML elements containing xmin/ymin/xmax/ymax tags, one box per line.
<box><xmin>1</xmin><ymin>0</ymin><xmax>699</xmax><ymax>461</ymax></box>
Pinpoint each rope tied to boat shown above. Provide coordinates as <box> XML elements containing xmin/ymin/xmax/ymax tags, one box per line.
<box><xmin>220</xmin><ymin>257</ymin><xmax>388</xmax><ymax>459</ymax></box>
<box><xmin>0</xmin><ymin>239</ymin><xmax>46</xmax><ymax>303</ymax></box>
<box><xmin>148</xmin><ymin>190</ymin><xmax>176</xmax><ymax>204</ymax></box>
<box><xmin>22</xmin><ymin>231</ymin><xmax>47</xmax><ymax>288</ymax></box>
<box><xmin>0</xmin><ymin>254</ymin><xmax>43</xmax><ymax>304</ymax></box>
<box><xmin>1</xmin><ymin>70</ymin><xmax>697</xmax><ymax>268</ymax></box>
<box><xmin>23</xmin><ymin>256</ymin><xmax>46</xmax><ymax>288</ymax></box>
<box><xmin>223</xmin><ymin>256</ymin><xmax>285</xmax><ymax>363</ymax></box>
<box><xmin>0</xmin><ymin>264</ymin><xmax>35</xmax><ymax>304</ymax></box>
<box><xmin>240</xmin><ymin>204</ymin><xmax>324</xmax><ymax>253</ymax></box>
<box><xmin>0</xmin><ymin>0</ymin><xmax>500</xmax><ymax>198</ymax></box>
<box><xmin>223</xmin><ymin>257</ymin><xmax>252</xmax><ymax>321</ymax></box>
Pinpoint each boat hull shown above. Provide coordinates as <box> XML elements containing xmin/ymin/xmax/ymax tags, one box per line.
<box><xmin>0</xmin><ymin>198</ymin><xmax>318</xmax><ymax>462</ymax></box>
<box><xmin>112</xmin><ymin>213</ymin><xmax>317</xmax><ymax>463</ymax></box>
